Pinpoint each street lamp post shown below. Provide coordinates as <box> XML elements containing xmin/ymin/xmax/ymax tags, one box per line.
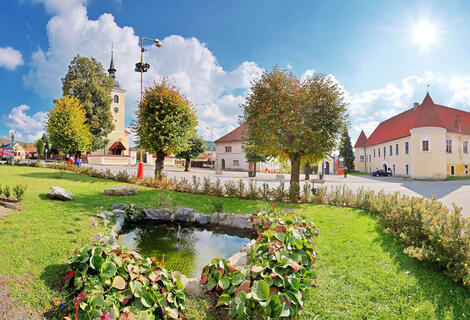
<box><xmin>135</xmin><ymin>36</ymin><xmax>162</xmax><ymax>179</ymax></box>
<box><xmin>206</xmin><ymin>126</ymin><xmax>214</xmax><ymax>169</ymax></box>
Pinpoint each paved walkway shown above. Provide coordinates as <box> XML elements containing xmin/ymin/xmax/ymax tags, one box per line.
<box><xmin>87</xmin><ymin>164</ymin><xmax>470</xmax><ymax>217</ymax></box>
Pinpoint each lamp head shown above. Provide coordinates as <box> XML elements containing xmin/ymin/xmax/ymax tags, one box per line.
<box><xmin>154</xmin><ymin>39</ymin><xmax>162</xmax><ymax>47</ymax></box>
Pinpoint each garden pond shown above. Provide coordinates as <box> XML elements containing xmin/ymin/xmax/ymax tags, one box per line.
<box><xmin>119</xmin><ymin>222</ymin><xmax>256</xmax><ymax>277</ymax></box>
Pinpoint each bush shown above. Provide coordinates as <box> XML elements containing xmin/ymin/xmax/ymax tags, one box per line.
<box><xmin>200</xmin><ymin>208</ymin><xmax>318</xmax><ymax>319</ymax></box>
<box><xmin>115</xmin><ymin>170</ymin><xmax>132</xmax><ymax>183</ymax></box>
<box><xmin>122</xmin><ymin>203</ymin><xmax>146</xmax><ymax>221</ymax></box>
<box><xmin>191</xmin><ymin>176</ymin><xmax>201</xmax><ymax>194</ymax></box>
<box><xmin>288</xmin><ymin>182</ymin><xmax>300</xmax><ymax>203</ymax></box>
<box><xmin>3</xmin><ymin>185</ymin><xmax>11</xmax><ymax>198</ymax></box>
<box><xmin>156</xmin><ymin>193</ymin><xmax>174</xmax><ymax>209</ymax></box>
<box><xmin>211</xmin><ymin>199</ymin><xmax>224</xmax><ymax>213</ymax></box>
<box><xmin>12</xmin><ymin>184</ymin><xmax>27</xmax><ymax>201</ymax></box>
<box><xmin>259</xmin><ymin>183</ymin><xmax>271</xmax><ymax>201</ymax></box>
<box><xmin>247</xmin><ymin>180</ymin><xmax>259</xmax><ymax>200</ymax></box>
<box><xmin>272</xmin><ymin>182</ymin><xmax>286</xmax><ymax>202</ymax></box>
<box><xmin>237</xmin><ymin>180</ymin><xmax>245</xmax><ymax>199</ymax></box>
<box><xmin>211</xmin><ymin>178</ymin><xmax>224</xmax><ymax>197</ymax></box>
<box><xmin>224</xmin><ymin>180</ymin><xmax>238</xmax><ymax>198</ymax></box>
<box><xmin>202</xmin><ymin>177</ymin><xmax>212</xmax><ymax>195</ymax></box>
<box><xmin>64</xmin><ymin>246</ymin><xmax>186</xmax><ymax>320</ymax></box>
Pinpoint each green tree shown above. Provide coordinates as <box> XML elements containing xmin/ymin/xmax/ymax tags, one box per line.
<box><xmin>242</xmin><ymin>138</ymin><xmax>268</xmax><ymax>177</ymax></box>
<box><xmin>46</xmin><ymin>96</ymin><xmax>92</xmax><ymax>155</ymax></box>
<box><xmin>36</xmin><ymin>138</ymin><xmax>45</xmax><ymax>156</ymax></box>
<box><xmin>132</xmin><ymin>79</ymin><xmax>198</xmax><ymax>179</ymax></box>
<box><xmin>339</xmin><ymin>127</ymin><xmax>354</xmax><ymax>171</ymax></box>
<box><xmin>241</xmin><ymin>66</ymin><xmax>347</xmax><ymax>197</ymax></box>
<box><xmin>176</xmin><ymin>137</ymin><xmax>205</xmax><ymax>172</ymax></box>
<box><xmin>62</xmin><ymin>55</ymin><xmax>114</xmax><ymax>151</ymax></box>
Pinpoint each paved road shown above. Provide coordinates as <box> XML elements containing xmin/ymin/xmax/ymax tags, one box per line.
<box><xmin>87</xmin><ymin>164</ymin><xmax>470</xmax><ymax>217</ymax></box>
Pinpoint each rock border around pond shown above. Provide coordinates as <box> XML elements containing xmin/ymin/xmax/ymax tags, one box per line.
<box><xmin>91</xmin><ymin>204</ymin><xmax>256</xmax><ymax>297</ymax></box>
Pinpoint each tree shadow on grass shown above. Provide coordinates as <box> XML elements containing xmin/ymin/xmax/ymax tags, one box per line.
<box><xmin>357</xmin><ymin>209</ymin><xmax>470</xmax><ymax>319</ymax></box>
<box><xmin>40</xmin><ymin>263</ymin><xmax>69</xmax><ymax>320</ymax></box>
<box><xmin>19</xmin><ymin>171</ymin><xmax>108</xmax><ymax>184</ymax></box>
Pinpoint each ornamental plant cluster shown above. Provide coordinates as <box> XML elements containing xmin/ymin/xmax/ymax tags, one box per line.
<box><xmin>312</xmin><ymin>185</ymin><xmax>470</xmax><ymax>287</ymax></box>
<box><xmin>200</xmin><ymin>208</ymin><xmax>318</xmax><ymax>319</ymax></box>
<box><xmin>64</xmin><ymin>246</ymin><xmax>186</xmax><ymax>320</ymax></box>
<box><xmin>0</xmin><ymin>184</ymin><xmax>27</xmax><ymax>200</ymax></box>
<box><xmin>123</xmin><ymin>203</ymin><xmax>146</xmax><ymax>222</ymax></box>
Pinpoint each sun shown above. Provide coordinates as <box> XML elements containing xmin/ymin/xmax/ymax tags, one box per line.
<box><xmin>411</xmin><ymin>20</ymin><xmax>439</xmax><ymax>49</ymax></box>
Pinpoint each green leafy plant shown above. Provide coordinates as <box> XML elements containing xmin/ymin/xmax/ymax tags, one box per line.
<box><xmin>272</xmin><ymin>182</ymin><xmax>286</xmax><ymax>202</ymax></box>
<box><xmin>200</xmin><ymin>207</ymin><xmax>318</xmax><ymax>319</ymax></box>
<box><xmin>202</xmin><ymin>177</ymin><xmax>212</xmax><ymax>195</ymax></box>
<box><xmin>122</xmin><ymin>203</ymin><xmax>146</xmax><ymax>222</ymax></box>
<box><xmin>211</xmin><ymin>199</ymin><xmax>224</xmax><ymax>213</ymax></box>
<box><xmin>64</xmin><ymin>246</ymin><xmax>186</xmax><ymax>319</ymax></box>
<box><xmin>211</xmin><ymin>178</ymin><xmax>224</xmax><ymax>197</ymax></box>
<box><xmin>247</xmin><ymin>180</ymin><xmax>259</xmax><ymax>200</ymax></box>
<box><xmin>155</xmin><ymin>193</ymin><xmax>175</xmax><ymax>209</ymax></box>
<box><xmin>191</xmin><ymin>175</ymin><xmax>201</xmax><ymax>194</ymax></box>
<box><xmin>259</xmin><ymin>183</ymin><xmax>271</xmax><ymax>201</ymax></box>
<box><xmin>3</xmin><ymin>185</ymin><xmax>11</xmax><ymax>198</ymax></box>
<box><xmin>224</xmin><ymin>180</ymin><xmax>238</xmax><ymax>198</ymax></box>
<box><xmin>237</xmin><ymin>179</ymin><xmax>246</xmax><ymax>199</ymax></box>
<box><xmin>12</xmin><ymin>184</ymin><xmax>27</xmax><ymax>201</ymax></box>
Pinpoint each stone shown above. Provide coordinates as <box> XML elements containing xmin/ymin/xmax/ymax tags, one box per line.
<box><xmin>1</xmin><ymin>201</ymin><xmax>18</xmax><ymax>210</ymax></box>
<box><xmin>217</xmin><ymin>213</ymin><xmax>234</xmax><ymax>227</ymax></box>
<box><xmin>241</xmin><ymin>239</ymin><xmax>256</xmax><ymax>252</ymax></box>
<box><xmin>209</xmin><ymin>212</ymin><xmax>221</xmax><ymax>225</ymax></box>
<box><xmin>90</xmin><ymin>217</ymin><xmax>98</xmax><ymax>228</ymax></box>
<box><xmin>101</xmin><ymin>211</ymin><xmax>114</xmax><ymax>217</ymax></box>
<box><xmin>46</xmin><ymin>186</ymin><xmax>72</xmax><ymax>201</ymax></box>
<box><xmin>194</xmin><ymin>213</ymin><xmax>211</xmax><ymax>225</ymax></box>
<box><xmin>100</xmin><ymin>219</ymin><xmax>110</xmax><ymax>227</ymax></box>
<box><xmin>180</xmin><ymin>274</ymin><xmax>203</xmax><ymax>297</ymax></box>
<box><xmin>112</xmin><ymin>209</ymin><xmax>126</xmax><ymax>216</ymax></box>
<box><xmin>96</xmin><ymin>212</ymin><xmax>106</xmax><ymax>219</ymax></box>
<box><xmin>173</xmin><ymin>208</ymin><xmax>195</xmax><ymax>223</ymax></box>
<box><xmin>144</xmin><ymin>208</ymin><xmax>172</xmax><ymax>221</ymax></box>
<box><xmin>107</xmin><ymin>236</ymin><xmax>116</xmax><ymax>245</ymax></box>
<box><xmin>100</xmin><ymin>236</ymin><xmax>110</xmax><ymax>244</ymax></box>
<box><xmin>230</xmin><ymin>214</ymin><xmax>252</xmax><ymax>229</ymax></box>
<box><xmin>228</xmin><ymin>252</ymin><xmax>248</xmax><ymax>267</ymax></box>
<box><xmin>104</xmin><ymin>186</ymin><xmax>138</xmax><ymax>196</ymax></box>
<box><xmin>112</xmin><ymin>203</ymin><xmax>123</xmax><ymax>210</ymax></box>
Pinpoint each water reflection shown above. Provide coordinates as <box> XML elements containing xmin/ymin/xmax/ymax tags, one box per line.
<box><xmin>119</xmin><ymin>222</ymin><xmax>256</xmax><ymax>277</ymax></box>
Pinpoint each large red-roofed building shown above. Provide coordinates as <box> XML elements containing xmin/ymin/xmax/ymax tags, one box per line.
<box><xmin>354</xmin><ymin>93</ymin><xmax>470</xmax><ymax>179</ymax></box>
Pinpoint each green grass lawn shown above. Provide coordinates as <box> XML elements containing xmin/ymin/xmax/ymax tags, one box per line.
<box><xmin>1</xmin><ymin>165</ymin><xmax>469</xmax><ymax>319</ymax></box>
<box><xmin>446</xmin><ymin>175</ymin><xmax>470</xmax><ymax>181</ymax></box>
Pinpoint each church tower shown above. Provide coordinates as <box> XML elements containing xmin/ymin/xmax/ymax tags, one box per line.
<box><xmin>103</xmin><ymin>49</ymin><xmax>129</xmax><ymax>156</ymax></box>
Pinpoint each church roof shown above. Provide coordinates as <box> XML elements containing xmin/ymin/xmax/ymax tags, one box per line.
<box><xmin>358</xmin><ymin>93</ymin><xmax>470</xmax><ymax>147</ymax></box>
<box><xmin>353</xmin><ymin>130</ymin><xmax>368</xmax><ymax>148</ymax></box>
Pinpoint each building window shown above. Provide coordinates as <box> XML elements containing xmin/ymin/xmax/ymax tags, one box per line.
<box><xmin>389</xmin><ymin>145</ymin><xmax>392</xmax><ymax>156</ymax></box>
<box><xmin>392</xmin><ymin>164</ymin><xmax>395</xmax><ymax>174</ymax></box>
<box><xmin>378</xmin><ymin>148</ymin><xmax>380</xmax><ymax>157</ymax></box>
<box><xmin>225</xmin><ymin>146</ymin><xmax>232</xmax><ymax>152</ymax></box>
<box><xmin>422</xmin><ymin>140</ymin><xmax>429</xmax><ymax>152</ymax></box>
<box><xmin>405</xmin><ymin>164</ymin><xmax>409</xmax><ymax>175</ymax></box>
<box><xmin>395</xmin><ymin>143</ymin><xmax>399</xmax><ymax>155</ymax></box>
<box><xmin>233</xmin><ymin>160</ymin><xmax>239</xmax><ymax>166</ymax></box>
<box><xmin>383</xmin><ymin>147</ymin><xmax>386</xmax><ymax>158</ymax></box>
<box><xmin>359</xmin><ymin>155</ymin><xmax>364</xmax><ymax>162</ymax></box>
<box><xmin>405</xmin><ymin>142</ymin><xmax>409</xmax><ymax>154</ymax></box>
<box><xmin>374</xmin><ymin>149</ymin><xmax>376</xmax><ymax>158</ymax></box>
<box><xmin>369</xmin><ymin>154</ymin><xmax>371</xmax><ymax>162</ymax></box>
<box><xmin>450</xmin><ymin>165</ymin><xmax>455</xmax><ymax>176</ymax></box>
<box><xmin>446</xmin><ymin>139</ymin><xmax>452</xmax><ymax>153</ymax></box>
<box><xmin>464</xmin><ymin>141</ymin><xmax>468</xmax><ymax>154</ymax></box>
<box><xmin>114</xmin><ymin>95</ymin><xmax>119</xmax><ymax>103</ymax></box>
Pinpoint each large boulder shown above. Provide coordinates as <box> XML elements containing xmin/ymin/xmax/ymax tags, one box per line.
<box><xmin>230</xmin><ymin>214</ymin><xmax>252</xmax><ymax>229</ymax></box>
<box><xmin>194</xmin><ymin>213</ymin><xmax>211</xmax><ymax>225</ymax></box>
<box><xmin>144</xmin><ymin>208</ymin><xmax>172</xmax><ymax>221</ymax></box>
<box><xmin>104</xmin><ymin>186</ymin><xmax>138</xmax><ymax>196</ymax></box>
<box><xmin>228</xmin><ymin>252</ymin><xmax>248</xmax><ymax>267</ymax></box>
<box><xmin>47</xmin><ymin>186</ymin><xmax>72</xmax><ymax>201</ymax></box>
<box><xmin>173</xmin><ymin>208</ymin><xmax>195</xmax><ymax>223</ymax></box>
<box><xmin>179</xmin><ymin>274</ymin><xmax>203</xmax><ymax>297</ymax></box>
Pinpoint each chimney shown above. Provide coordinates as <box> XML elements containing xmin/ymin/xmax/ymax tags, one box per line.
<box><xmin>455</xmin><ymin>114</ymin><xmax>462</xmax><ymax>132</ymax></box>
<box><xmin>413</xmin><ymin>102</ymin><xmax>419</xmax><ymax>111</ymax></box>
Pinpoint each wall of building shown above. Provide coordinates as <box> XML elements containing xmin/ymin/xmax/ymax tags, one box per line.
<box><xmin>444</xmin><ymin>132</ymin><xmax>470</xmax><ymax>176</ymax></box>
<box><xmin>216</xmin><ymin>141</ymin><xmax>250</xmax><ymax>171</ymax></box>
<box><xmin>409</xmin><ymin>127</ymin><xmax>447</xmax><ymax>179</ymax></box>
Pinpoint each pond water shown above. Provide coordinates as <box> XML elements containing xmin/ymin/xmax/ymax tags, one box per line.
<box><xmin>119</xmin><ymin>222</ymin><xmax>256</xmax><ymax>278</ymax></box>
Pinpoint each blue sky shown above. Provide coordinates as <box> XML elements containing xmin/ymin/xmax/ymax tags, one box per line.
<box><xmin>3</xmin><ymin>0</ymin><xmax>470</xmax><ymax>145</ymax></box>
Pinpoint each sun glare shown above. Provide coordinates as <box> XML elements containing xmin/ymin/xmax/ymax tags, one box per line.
<box><xmin>411</xmin><ymin>20</ymin><xmax>438</xmax><ymax>49</ymax></box>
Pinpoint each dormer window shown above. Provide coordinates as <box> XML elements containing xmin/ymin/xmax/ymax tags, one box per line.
<box><xmin>114</xmin><ymin>95</ymin><xmax>119</xmax><ymax>103</ymax></box>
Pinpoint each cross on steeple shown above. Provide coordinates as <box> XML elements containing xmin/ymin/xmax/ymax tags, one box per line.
<box><xmin>108</xmin><ymin>45</ymin><xmax>116</xmax><ymax>79</ymax></box>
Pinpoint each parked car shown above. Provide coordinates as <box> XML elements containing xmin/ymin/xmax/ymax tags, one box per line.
<box><xmin>371</xmin><ymin>169</ymin><xmax>392</xmax><ymax>177</ymax></box>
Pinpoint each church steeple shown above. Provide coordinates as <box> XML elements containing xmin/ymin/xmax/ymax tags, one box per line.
<box><xmin>108</xmin><ymin>48</ymin><xmax>116</xmax><ymax>79</ymax></box>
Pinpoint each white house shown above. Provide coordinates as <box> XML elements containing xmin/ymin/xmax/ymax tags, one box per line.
<box><xmin>215</xmin><ymin>125</ymin><xmax>281</xmax><ymax>172</ymax></box>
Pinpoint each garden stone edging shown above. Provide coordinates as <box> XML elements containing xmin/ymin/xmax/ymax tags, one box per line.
<box><xmin>91</xmin><ymin>205</ymin><xmax>256</xmax><ymax>297</ymax></box>
<box><xmin>104</xmin><ymin>186</ymin><xmax>138</xmax><ymax>196</ymax></box>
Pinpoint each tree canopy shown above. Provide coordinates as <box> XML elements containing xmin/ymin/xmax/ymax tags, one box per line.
<box><xmin>46</xmin><ymin>96</ymin><xmax>92</xmax><ymax>154</ymax></box>
<box><xmin>241</xmin><ymin>66</ymin><xmax>347</xmax><ymax>195</ymax></box>
<box><xmin>176</xmin><ymin>137</ymin><xmax>206</xmax><ymax>171</ymax></box>
<box><xmin>339</xmin><ymin>127</ymin><xmax>354</xmax><ymax>171</ymax></box>
<box><xmin>62</xmin><ymin>55</ymin><xmax>114</xmax><ymax>151</ymax></box>
<box><xmin>242</xmin><ymin>138</ymin><xmax>268</xmax><ymax>177</ymax></box>
<box><xmin>36</xmin><ymin>138</ymin><xmax>45</xmax><ymax>156</ymax></box>
<box><xmin>132</xmin><ymin>79</ymin><xmax>198</xmax><ymax>179</ymax></box>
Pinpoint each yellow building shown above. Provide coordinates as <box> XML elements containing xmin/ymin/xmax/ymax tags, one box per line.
<box><xmin>354</xmin><ymin>93</ymin><xmax>470</xmax><ymax>179</ymax></box>
<box><xmin>90</xmin><ymin>51</ymin><xmax>130</xmax><ymax>158</ymax></box>
<box><xmin>13</xmin><ymin>143</ymin><xmax>26</xmax><ymax>160</ymax></box>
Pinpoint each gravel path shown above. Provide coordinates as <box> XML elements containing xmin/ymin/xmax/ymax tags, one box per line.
<box><xmin>0</xmin><ymin>275</ymin><xmax>36</xmax><ymax>320</ymax></box>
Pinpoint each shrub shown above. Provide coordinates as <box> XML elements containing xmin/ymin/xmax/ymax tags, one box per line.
<box><xmin>115</xmin><ymin>170</ymin><xmax>132</xmax><ymax>183</ymax></box>
<box><xmin>237</xmin><ymin>180</ymin><xmax>245</xmax><ymax>199</ymax></box>
<box><xmin>311</xmin><ymin>186</ymin><xmax>327</xmax><ymax>205</ymax></box>
<box><xmin>301</xmin><ymin>182</ymin><xmax>312</xmax><ymax>203</ymax></box>
<box><xmin>247</xmin><ymin>180</ymin><xmax>259</xmax><ymax>200</ymax></box>
<box><xmin>12</xmin><ymin>184</ymin><xmax>27</xmax><ymax>201</ymax></box>
<box><xmin>202</xmin><ymin>177</ymin><xmax>212</xmax><ymax>195</ymax></box>
<box><xmin>191</xmin><ymin>176</ymin><xmax>201</xmax><ymax>194</ymax></box>
<box><xmin>3</xmin><ymin>185</ymin><xmax>11</xmax><ymax>198</ymax></box>
<box><xmin>211</xmin><ymin>178</ymin><xmax>224</xmax><ymax>197</ymax></box>
<box><xmin>122</xmin><ymin>203</ymin><xmax>146</xmax><ymax>221</ymax></box>
<box><xmin>156</xmin><ymin>193</ymin><xmax>174</xmax><ymax>209</ymax></box>
<box><xmin>224</xmin><ymin>180</ymin><xmax>238</xmax><ymax>198</ymax></box>
<box><xmin>200</xmin><ymin>208</ymin><xmax>318</xmax><ymax>319</ymax></box>
<box><xmin>272</xmin><ymin>182</ymin><xmax>286</xmax><ymax>202</ymax></box>
<box><xmin>64</xmin><ymin>246</ymin><xmax>186</xmax><ymax>320</ymax></box>
<box><xmin>211</xmin><ymin>199</ymin><xmax>224</xmax><ymax>213</ymax></box>
<box><xmin>258</xmin><ymin>183</ymin><xmax>271</xmax><ymax>201</ymax></box>
<box><xmin>288</xmin><ymin>182</ymin><xmax>300</xmax><ymax>203</ymax></box>
<box><xmin>174</xmin><ymin>177</ymin><xmax>191</xmax><ymax>193</ymax></box>
<box><xmin>0</xmin><ymin>184</ymin><xmax>2</xmax><ymax>197</ymax></box>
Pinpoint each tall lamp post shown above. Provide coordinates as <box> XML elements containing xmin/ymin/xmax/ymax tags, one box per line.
<box><xmin>206</xmin><ymin>126</ymin><xmax>214</xmax><ymax>168</ymax></box>
<box><xmin>135</xmin><ymin>36</ymin><xmax>162</xmax><ymax>179</ymax></box>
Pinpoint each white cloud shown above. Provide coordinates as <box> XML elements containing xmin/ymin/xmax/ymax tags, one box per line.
<box><xmin>6</xmin><ymin>104</ymin><xmax>47</xmax><ymax>142</ymax></box>
<box><xmin>24</xmin><ymin>0</ymin><xmax>263</xmax><ymax>141</ymax></box>
<box><xmin>0</xmin><ymin>46</ymin><xmax>24</xmax><ymax>70</ymax></box>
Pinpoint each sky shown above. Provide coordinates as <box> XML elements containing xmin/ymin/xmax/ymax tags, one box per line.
<box><xmin>3</xmin><ymin>0</ymin><xmax>470</xmax><ymax>146</ymax></box>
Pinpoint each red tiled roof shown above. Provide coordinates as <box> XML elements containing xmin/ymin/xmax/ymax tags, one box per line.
<box><xmin>354</xmin><ymin>130</ymin><xmax>368</xmax><ymax>148</ymax></box>
<box><xmin>362</xmin><ymin>93</ymin><xmax>470</xmax><ymax>147</ymax></box>
<box><xmin>215</xmin><ymin>125</ymin><xmax>247</xmax><ymax>143</ymax></box>
<box><xmin>24</xmin><ymin>147</ymin><xmax>37</xmax><ymax>152</ymax></box>
<box><xmin>109</xmin><ymin>141</ymin><xmax>126</xmax><ymax>151</ymax></box>
<box><xmin>124</xmin><ymin>130</ymin><xmax>131</xmax><ymax>134</ymax></box>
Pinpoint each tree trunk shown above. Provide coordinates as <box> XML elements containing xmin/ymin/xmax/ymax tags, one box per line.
<box><xmin>184</xmin><ymin>158</ymin><xmax>190</xmax><ymax>172</ymax></box>
<box><xmin>253</xmin><ymin>162</ymin><xmax>256</xmax><ymax>177</ymax></box>
<box><xmin>290</xmin><ymin>154</ymin><xmax>301</xmax><ymax>199</ymax></box>
<box><xmin>304</xmin><ymin>162</ymin><xmax>310</xmax><ymax>180</ymax></box>
<box><xmin>155</xmin><ymin>151</ymin><xmax>166</xmax><ymax>180</ymax></box>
